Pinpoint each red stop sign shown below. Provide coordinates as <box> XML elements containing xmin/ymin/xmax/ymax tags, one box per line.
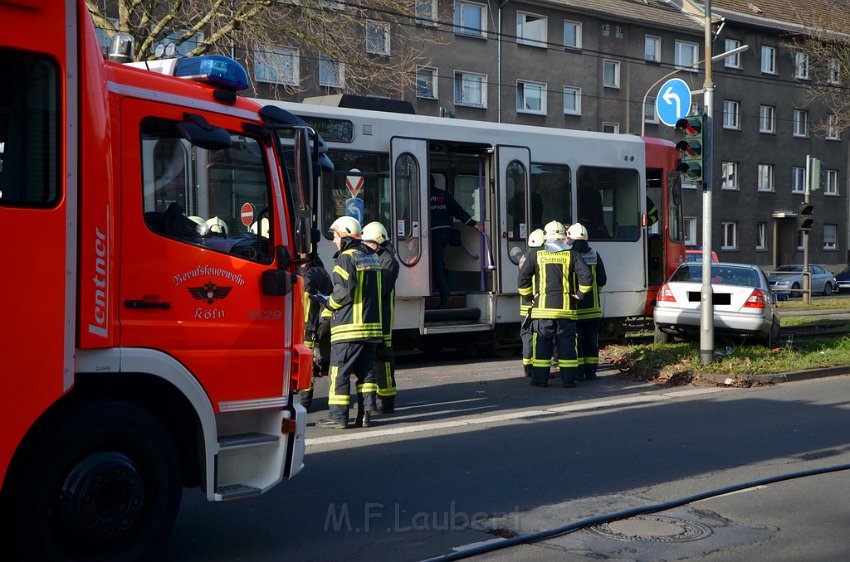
<box><xmin>240</xmin><ymin>202</ymin><xmax>254</xmax><ymax>226</ymax></box>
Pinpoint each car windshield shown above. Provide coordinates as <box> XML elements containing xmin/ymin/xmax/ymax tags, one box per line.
<box><xmin>775</xmin><ymin>265</ymin><xmax>802</xmax><ymax>272</ymax></box>
<box><xmin>671</xmin><ymin>265</ymin><xmax>761</xmax><ymax>288</ymax></box>
<box><xmin>839</xmin><ymin>266</ymin><xmax>850</xmax><ymax>276</ymax></box>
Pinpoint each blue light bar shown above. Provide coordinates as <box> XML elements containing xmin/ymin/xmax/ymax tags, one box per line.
<box><xmin>173</xmin><ymin>55</ymin><xmax>249</xmax><ymax>91</ymax></box>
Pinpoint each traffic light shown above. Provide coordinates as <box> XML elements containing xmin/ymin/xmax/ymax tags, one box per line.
<box><xmin>798</xmin><ymin>202</ymin><xmax>814</xmax><ymax>231</ymax></box>
<box><xmin>675</xmin><ymin>114</ymin><xmax>703</xmax><ymax>183</ymax></box>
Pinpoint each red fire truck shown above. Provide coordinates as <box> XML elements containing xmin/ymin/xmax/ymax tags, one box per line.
<box><xmin>0</xmin><ymin>1</ymin><xmax>318</xmax><ymax>559</ymax></box>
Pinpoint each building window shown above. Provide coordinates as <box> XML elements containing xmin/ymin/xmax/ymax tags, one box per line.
<box><xmin>254</xmin><ymin>46</ymin><xmax>298</xmax><ymax>85</ymax></box>
<box><xmin>825</xmin><ymin>169</ymin><xmax>839</xmax><ymax>195</ymax></box>
<box><xmin>644</xmin><ymin>98</ymin><xmax>658</xmax><ymax>123</ymax></box>
<box><xmin>721</xmin><ymin>222</ymin><xmax>737</xmax><ymax>250</ymax></box>
<box><xmin>824</xmin><ymin>224</ymin><xmax>838</xmax><ymax>250</ymax></box>
<box><xmin>564</xmin><ymin>86</ymin><xmax>581</xmax><ymax>115</ymax></box>
<box><xmin>603</xmin><ymin>59</ymin><xmax>620</xmax><ymax>88</ymax></box>
<box><xmin>795</xmin><ymin>52</ymin><xmax>809</xmax><ymax>79</ymax></box>
<box><xmin>756</xmin><ymin>222</ymin><xmax>767</xmax><ymax>250</ymax></box>
<box><xmin>517</xmin><ymin>80</ymin><xmax>546</xmax><ymax>114</ymax></box>
<box><xmin>684</xmin><ymin>216</ymin><xmax>697</xmax><ymax>246</ymax></box>
<box><xmin>645</xmin><ymin>35</ymin><xmax>661</xmax><ymax>62</ymax></box>
<box><xmin>454</xmin><ymin>1</ymin><xmax>486</xmax><ymax>38</ymax></box>
<box><xmin>793</xmin><ymin>109</ymin><xmax>809</xmax><ymax>137</ymax></box>
<box><xmin>721</xmin><ymin>162</ymin><xmax>738</xmax><ymax>190</ymax></box>
<box><xmin>758</xmin><ymin>164</ymin><xmax>774</xmax><ymax>192</ymax></box>
<box><xmin>615</xmin><ymin>25</ymin><xmax>624</xmax><ymax>39</ymax></box>
<box><xmin>319</xmin><ymin>55</ymin><xmax>344</xmax><ymax>87</ymax></box>
<box><xmin>366</xmin><ymin>20</ymin><xmax>390</xmax><ymax>56</ymax></box>
<box><xmin>723</xmin><ymin>100</ymin><xmax>740</xmax><ymax>129</ymax></box>
<box><xmin>792</xmin><ymin>166</ymin><xmax>805</xmax><ymax>193</ymax></box>
<box><xmin>601</xmin><ymin>23</ymin><xmax>609</xmax><ymax>37</ymax></box>
<box><xmin>602</xmin><ymin>122</ymin><xmax>620</xmax><ymax>134</ymax></box>
<box><xmin>517</xmin><ymin>12</ymin><xmax>547</xmax><ymax>47</ymax></box>
<box><xmin>563</xmin><ymin>20</ymin><xmax>582</xmax><ymax>50</ymax></box>
<box><xmin>724</xmin><ymin>38</ymin><xmax>742</xmax><ymax>68</ymax></box>
<box><xmin>675</xmin><ymin>40</ymin><xmax>698</xmax><ymax>71</ymax></box>
<box><xmin>761</xmin><ymin>45</ymin><xmax>776</xmax><ymax>74</ymax></box>
<box><xmin>828</xmin><ymin>58</ymin><xmax>840</xmax><ymax>84</ymax></box>
<box><xmin>826</xmin><ymin>114</ymin><xmax>840</xmax><ymax>140</ymax></box>
<box><xmin>416</xmin><ymin>66</ymin><xmax>437</xmax><ymax>99</ymax></box>
<box><xmin>415</xmin><ymin>0</ymin><xmax>437</xmax><ymax>25</ymax></box>
<box><xmin>454</xmin><ymin>71</ymin><xmax>487</xmax><ymax>107</ymax></box>
<box><xmin>759</xmin><ymin>105</ymin><xmax>775</xmax><ymax>133</ymax></box>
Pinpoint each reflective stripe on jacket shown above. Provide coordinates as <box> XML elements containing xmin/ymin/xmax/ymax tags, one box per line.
<box><xmin>518</xmin><ymin>246</ymin><xmax>593</xmax><ymax>319</ymax></box>
<box><xmin>327</xmin><ymin>239</ymin><xmax>384</xmax><ymax>343</ymax></box>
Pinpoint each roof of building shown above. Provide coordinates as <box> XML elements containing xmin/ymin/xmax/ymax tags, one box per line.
<box><xmin>696</xmin><ymin>0</ymin><xmax>850</xmax><ymax>36</ymax></box>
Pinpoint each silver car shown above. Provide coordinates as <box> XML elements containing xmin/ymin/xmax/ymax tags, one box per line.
<box><xmin>767</xmin><ymin>264</ymin><xmax>836</xmax><ymax>297</ymax></box>
<box><xmin>654</xmin><ymin>262</ymin><xmax>780</xmax><ymax>346</ymax></box>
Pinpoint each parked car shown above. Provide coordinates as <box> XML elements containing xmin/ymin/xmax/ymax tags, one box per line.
<box><xmin>684</xmin><ymin>249</ymin><xmax>719</xmax><ymax>263</ymax></box>
<box><xmin>835</xmin><ymin>266</ymin><xmax>850</xmax><ymax>293</ymax></box>
<box><xmin>766</xmin><ymin>264</ymin><xmax>836</xmax><ymax>296</ymax></box>
<box><xmin>654</xmin><ymin>262</ymin><xmax>780</xmax><ymax>346</ymax></box>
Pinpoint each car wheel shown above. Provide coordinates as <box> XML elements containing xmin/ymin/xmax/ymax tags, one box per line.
<box><xmin>765</xmin><ymin>318</ymin><xmax>781</xmax><ymax>348</ymax></box>
<box><xmin>791</xmin><ymin>282</ymin><xmax>800</xmax><ymax>297</ymax></box>
<box><xmin>822</xmin><ymin>282</ymin><xmax>833</xmax><ymax>296</ymax></box>
<box><xmin>653</xmin><ymin>323</ymin><xmax>671</xmax><ymax>344</ymax></box>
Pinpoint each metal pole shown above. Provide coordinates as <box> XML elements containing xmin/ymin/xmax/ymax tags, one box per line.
<box><xmin>700</xmin><ymin>0</ymin><xmax>715</xmax><ymax>365</ymax></box>
<box><xmin>803</xmin><ymin>155</ymin><xmax>811</xmax><ymax>303</ymax></box>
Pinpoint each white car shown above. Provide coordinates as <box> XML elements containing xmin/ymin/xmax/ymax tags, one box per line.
<box><xmin>654</xmin><ymin>262</ymin><xmax>780</xmax><ymax>346</ymax></box>
<box><xmin>767</xmin><ymin>264</ymin><xmax>836</xmax><ymax>297</ymax></box>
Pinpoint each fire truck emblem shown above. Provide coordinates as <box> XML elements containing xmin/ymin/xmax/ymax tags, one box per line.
<box><xmin>188</xmin><ymin>281</ymin><xmax>233</xmax><ymax>305</ymax></box>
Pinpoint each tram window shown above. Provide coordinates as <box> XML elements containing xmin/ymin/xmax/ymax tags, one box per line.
<box><xmin>531</xmin><ymin>163</ymin><xmax>570</xmax><ymax>232</ymax></box>
<box><xmin>505</xmin><ymin>160</ymin><xmax>528</xmax><ymax>265</ymax></box>
<box><xmin>0</xmin><ymin>50</ymin><xmax>60</xmax><ymax>207</ymax></box>
<box><xmin>320</xmin><ymin>150</ymin><xmax>390</xmax><ymax>239</ymax></box>
<box><xmin>577</xmin><ymin>166</ymin><xmax>640</xmax><ymax>241</ymax></box>
<box><xmin>453</xmin><ymin>174</ymin><xmax>482</xmax><ymax>223</ymax></box>
<box><xmin>394</xmin><ymin>153</ymin><xmax>420</xmax><ymax>266</ymax></box>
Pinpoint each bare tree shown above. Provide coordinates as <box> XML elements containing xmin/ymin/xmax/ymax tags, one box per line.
<box><xmin>87</xmin><ymin>0</ymin><xmax>440</xmax><ymax>97</ymax></box>
<box><xmin>788</xmin><ymin>2</ymin><xmax>850</xmax><ymax>135</ymax></box>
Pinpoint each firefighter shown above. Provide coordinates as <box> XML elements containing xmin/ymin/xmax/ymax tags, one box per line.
<box><xmin>361</xmin><ymin>221</ymin><xmax>400</xmax><ymax>414</ymax></box>
<box><xmin>518</xmin><ymin>228</ymin><xmax>545</xmax><ymax>377</ymax></box>
<box><xmin>567</xmin><ymin>223</ymin><xmax>607</xmax><ymax>381</ymax></box>
<box><xmin>316</xmin><ymin>216</ymin><xmax>384</xmax><ymax>429</ymax></box>
<box><xmin>518</xmin><ymin>220</ymin><xmax>593</xmax><ymax>388</ymax></box>
<box><xmin>299</xmin><ymin>252</ymin><xmax>333</xmax><ymax>411</ymax></box>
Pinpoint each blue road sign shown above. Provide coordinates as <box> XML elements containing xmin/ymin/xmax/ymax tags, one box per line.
<box><xmin>344</xmin><ymin>197</ymin><xmax>364</xmax><ymax>224</ymax></box>
<box><xmin>655</xmin><ymin>78</ymin><xmax>692</xmax><ymax>127</ymax></box>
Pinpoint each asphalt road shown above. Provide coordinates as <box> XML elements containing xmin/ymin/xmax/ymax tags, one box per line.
<box><xmin>161</xmin><ymin>355</ymin><xmax>850</xmax><ymax>561</ymax></box>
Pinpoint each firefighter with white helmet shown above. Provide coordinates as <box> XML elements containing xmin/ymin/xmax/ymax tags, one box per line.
<box><xmin>518</xmin><ymin>229</ymin><xmax>545</xmax><ymax>377</ymax></box>
<box><xmin>316</xmin><ymin>216</ymin><xmax>383</xmax><ymax>429</ymax></box>
<box><xmin>566</xmin><ymin>222</ymin><xmax>607</xmax><ymax>381</ymax></box>
<box><xmin>362</xmin><ymin>221</ymin><xmax>400</xmax><ymax>414</ymax></box>
<box><xmin>518</xmin><ymin>220</ymin><xmax>593</xmax><ymax>388</ymax></box>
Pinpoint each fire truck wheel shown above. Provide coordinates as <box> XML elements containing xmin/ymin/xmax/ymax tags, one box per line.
<box><xmin>5</xmin><ymin>400</ymin><xmax>182</xmax><ymax>561</ymax></box>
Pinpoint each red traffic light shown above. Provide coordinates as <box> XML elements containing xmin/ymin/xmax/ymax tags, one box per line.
<box><xmin>675</xmin><ymin>117</ymin><xmax>701</xmax><ymax>136</ymax></box>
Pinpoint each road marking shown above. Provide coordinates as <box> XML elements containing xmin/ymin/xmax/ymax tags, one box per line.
<box><xmin>307</xmin><ymin>388</ymin><xmax>730</xmax><ymax>447</ymax></box>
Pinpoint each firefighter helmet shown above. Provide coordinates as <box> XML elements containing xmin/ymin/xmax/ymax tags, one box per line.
<box><xmin>567</xmin><ymin>223</ymin><xmax>588</xmax><ymax>241</ymax></box>
<box><xmin>330</xmin><ymin>216</ymin><xmax>362</xmax><ymax>238</ymax></box>
<box><xmin>543</xmin><ymin>220</ymin><xmax>566</xmax><ymax>241</ymax></box>
<box><xmin>528</xmin><ymin>228</ymin><xmax>545</xmax><ymax>248</ymax></box>
<box><xmin>362</xmin><ymin>221</ymin><xmax>389</xmax><ymax>245</ymax></box>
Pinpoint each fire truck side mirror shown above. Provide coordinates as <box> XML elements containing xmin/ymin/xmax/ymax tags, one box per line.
<box><xmin>177</xmin><ymin>113</ymin><xmax>231</xmax><ymax>150</ymax></box>
<box><xmin>262</xmin><ymin>246</ymin><xmax>294</xmax><ymax>296</ymax></box>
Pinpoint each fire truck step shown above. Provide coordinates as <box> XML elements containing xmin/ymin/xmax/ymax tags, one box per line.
<box><xmin>424</xmin><ymin>306</ymin><xmax>480</xmax><ymax>323</ymax></box>
<box><xmin>218</xmin><ymin>432</ymin><xmax>278</xmax><ymax>449</ymax></box>
<box><xmin>215</xmin><ymin>484</ymin><xmax>262</xmax><ymax>500</ymax></box>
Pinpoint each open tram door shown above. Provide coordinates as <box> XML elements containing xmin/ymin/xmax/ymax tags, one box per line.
<box><xmin>496</xmin><ymin>146</ymin><xmax>532</xmax><ymax>296</ymax></box>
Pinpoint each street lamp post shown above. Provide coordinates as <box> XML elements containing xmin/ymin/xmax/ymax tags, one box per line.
<box><xmin>700</xmin><ymin>0</ymin><xmax>715</xmax><ymax>365</ymax></box>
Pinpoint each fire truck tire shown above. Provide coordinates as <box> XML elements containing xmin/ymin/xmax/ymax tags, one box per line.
<box><xmin>5</xmin><ymin>400</ymin><xmax>182</xmax><ymax>561</ymax></box>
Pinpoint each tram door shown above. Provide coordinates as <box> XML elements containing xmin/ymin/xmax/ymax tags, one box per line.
<box><xmin>390</xmin><ymin>137</ymin><xmax>430</xmax><ymax>298</ymax></box>
<box><xmin>497</xmin><ymin>146</ymin><xmax>531</xmax><ymax>294</ymax></box>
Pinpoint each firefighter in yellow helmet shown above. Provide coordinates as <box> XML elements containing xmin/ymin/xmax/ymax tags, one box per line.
<box><xmin>566</xmin><ymin>223</ymin><xmax>607</xmax><ymax>381</ymax></box>
<box><xmin>316</xmin><ymin>216</ymin><xmax>384</xmax><ymax>429</ymax></box>
<box><xmin>518</xmin><ymin>228</ymin><xmax>545</xmax><ymax>377</ymax></box>
<box><xmin>518</xmin><ymin>221</ymin><xmax>593</xmax><ymax>387</ymax></box>
<box><xmin>361</xmin><ymin>221</ymin><xmax>399</xmax><ymax>414</ymax></box>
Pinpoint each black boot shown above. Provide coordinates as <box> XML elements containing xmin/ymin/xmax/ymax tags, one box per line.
<box><xmin>377</xmin><ymin>397</ymin><xmax>395</xmax><ymax>415</ymax></box>
<box><xmin>523</xmin><ymin>364</ymin><xmax>532</xmax><ymax>378</ymax></box>
<box><xmin>354</xmin><ymin>410</ymin><xmax>372</xmax><ymax>428</ymax></box>
<box><xmin>300</xmin><ymin>388</ymin><xmax>314</xmax><ymax>412</ymax></box>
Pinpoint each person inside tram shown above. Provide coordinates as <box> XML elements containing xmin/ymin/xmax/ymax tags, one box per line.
<box><xmin>429</xmin><ymin>174</ymin><xmax>484</xmax><ymax>307</ymax></box>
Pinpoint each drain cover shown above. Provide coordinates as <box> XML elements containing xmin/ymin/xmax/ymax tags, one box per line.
<box><xmin>590</xmin><ymin>515</ymin><xmax>712</xmax><ymax>543</ymax></box>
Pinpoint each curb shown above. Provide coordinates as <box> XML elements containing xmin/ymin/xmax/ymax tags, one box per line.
<box><xmin>699</xmin><ymin>365</ymin><xmax>850</xmax><ymax>385</ymax></box>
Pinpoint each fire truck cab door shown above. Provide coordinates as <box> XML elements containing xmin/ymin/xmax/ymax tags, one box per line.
<box><xmin>118</xmin><ymin>99</ymin><xmax>291</xmax><ymax>406</ymax></box>
<box><xmin>496</xmin><ymin>145</ymin><xmax>531</xmax><ymax>294</ymax></box>
<box><xmin>390</xmin><ymin>136</ymin><xmax>430</xmax><ymax>298</ymax></box>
